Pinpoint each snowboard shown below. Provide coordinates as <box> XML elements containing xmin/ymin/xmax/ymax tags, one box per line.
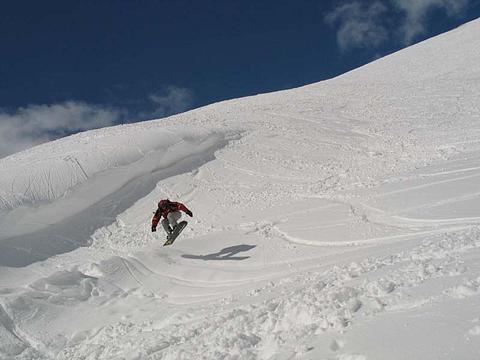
<box><xmin>163</xmin><ymin>221</ymin><xmax>188</xmax><ymax>246</ymax></box>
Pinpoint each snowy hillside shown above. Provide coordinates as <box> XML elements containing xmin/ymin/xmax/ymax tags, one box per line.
<box><xmin>1</xmin><ymin>18</ymin><xmax>480</xmax><ymax>360</ymax></box>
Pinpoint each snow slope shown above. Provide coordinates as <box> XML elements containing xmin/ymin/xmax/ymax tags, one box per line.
<box><xmin>1</xmin><ymin>18</ymin><xmax>480</xmax><ymax>360</ymax></box>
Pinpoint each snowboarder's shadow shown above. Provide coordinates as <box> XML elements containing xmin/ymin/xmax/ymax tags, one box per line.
<box><xmin>182</xmin><ymin>244</ymin><xmax>256</xmax><ymax>261</ymax></box>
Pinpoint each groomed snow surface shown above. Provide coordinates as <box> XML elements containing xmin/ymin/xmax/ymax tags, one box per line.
<box><xmin>1</xmin><ymin>18</ymin><xmax>480</xmax><ymax>360</ymax></box>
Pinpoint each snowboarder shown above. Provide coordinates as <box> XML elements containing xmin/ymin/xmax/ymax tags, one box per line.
<box><xmin>151</xmin><ymin>199</ymin><xmax>193</xmax><ymax>236</ymax></box>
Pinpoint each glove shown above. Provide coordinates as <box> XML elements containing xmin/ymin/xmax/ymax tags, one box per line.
<box><xmin>186</xmin><ymin>210</ymin><xmax>193</xmax><ymax>217</ymax></box>
<box><xmin>151</xmin><ymin>225</ymin><xmax>157</xmax><ymax>232</ymax></box>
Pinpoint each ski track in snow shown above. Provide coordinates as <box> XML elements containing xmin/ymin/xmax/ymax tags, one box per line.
<box><xmin>1</xmin><ymin>19</ymin><xmax>480</xmax><ymax>360</ymax></box>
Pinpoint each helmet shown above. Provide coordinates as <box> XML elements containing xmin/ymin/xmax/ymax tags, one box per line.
<box><xmin>158</xmin><ymin>199</ymin><xmax>170</xmax><ymax>208</ymax></box>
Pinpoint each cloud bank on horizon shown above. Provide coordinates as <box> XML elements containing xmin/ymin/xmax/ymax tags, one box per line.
<box><xmin>326</xmin><ymin>0</ymin><xmax>471</xmax><ymax>51</ymax></box>
<box><xmin>0</xmin><ymin>86</ymin><xmax>194</xmax><ymax>159</ymax></box>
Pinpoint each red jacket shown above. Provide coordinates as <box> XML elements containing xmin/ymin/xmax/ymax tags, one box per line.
<box><xmin>152</xmin><ymin>201</ymin><xmax>191</xmax><ymax>228</ymax></box>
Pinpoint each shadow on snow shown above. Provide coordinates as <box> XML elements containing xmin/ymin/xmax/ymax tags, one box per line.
<box><xmin>182</xmin><ymin>244</ymin><xmax>256</xmax><ymax>261</ymax></box>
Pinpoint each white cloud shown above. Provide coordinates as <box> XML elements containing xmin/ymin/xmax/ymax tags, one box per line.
<box><xmin>0</xmin><ymin>86</ymin><xmax>195</xmax><ymax>159</ymax></box>
<box><xmin>0</xmin><ymin>102</ymin><xmax>124</xmax><ymax>158</ymax></box>
<box><xmin>393</xmin><ymin>0</ymin><xmax>470</xmax><ymax>44</ymax></box>
<box><xmin>326</xmin><ymin>0</ymin><xmax>472</xmax><ymax>50</ymax></box>
<box><xmin>325</xmin><ymin>1</ymin><xmax>389</xmax><ymax>51</ymax></box>
<box><xmin>146</xmin><ymin>86</ymin><xmax>195</xmax><ymax>119</ymax></box>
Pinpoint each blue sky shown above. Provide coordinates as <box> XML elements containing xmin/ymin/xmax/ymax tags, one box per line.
<box><xmin>0</xmin><ymin>0</ymin><xmax>479</xmax><ymax>157</ymax></box>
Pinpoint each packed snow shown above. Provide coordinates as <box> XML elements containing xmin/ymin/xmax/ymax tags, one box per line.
<box><xmin>1</xmin><ymin>18</ymin><xmax>480</xmax><ymax>360</ymax></box>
